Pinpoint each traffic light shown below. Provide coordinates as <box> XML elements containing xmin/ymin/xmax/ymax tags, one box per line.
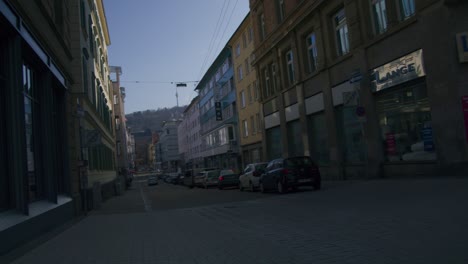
<box><xmin>215</xmin><ymin>102</ymin><xmax>222</xmax><ymax>121</ymax></box>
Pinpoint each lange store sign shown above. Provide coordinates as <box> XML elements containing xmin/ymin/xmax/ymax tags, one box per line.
<box><xmin>370</xmin><ymin>49</ymin><xmax>426</xmax><ymax>92</ymax></box>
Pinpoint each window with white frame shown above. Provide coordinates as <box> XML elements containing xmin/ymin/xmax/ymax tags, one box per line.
<box><xmin>248</xmin><ymin>26</ymin><xmax>254</xmax><ymax>43</ymax></box>
<box><xmin>236</xmin><ymin>43</ymin><xmax>241</xmax><ymax>57</ymax></box>
<box><xmin>399</xmin><ymin>0</ymin><xmax>415</xmax><ymax>20</ymax></box>
<box><xmin>240</xmin><ymin>90</ymin><xmax>246</xmax><ymax>108</ymax></box>
<box><xmin>243</xmin><ymin>120</ymin><xmax>249</xmax><ymax>137</ymax></box>
<box><xmin>333</xmin><ymin>8</ymin><xmax>350</xmax><ymax>56</ymax></box>
<box><xmin>285</xmin><ymin>50</ymin><xmax>295</xmax><ymax>85</ymax></box>
<box><xmin>306</xmin><ymin>32</ymin><xmax>318</xmax><ymax>73</ymax></box>
<box><xmin>371</xmin><ymin>0</ymin><xmax>387</xmax><ymax>34</ymax></box>
<box><xmin>237</xmin><ymin>65</ymin><xmax>243</xmax><ymax>81</ymax></box>
<box><xmin>264</xmin><ymin>68</ymin><xmax>271</xmax><ymax>97</ymax></box>
<box><xmin>259</xmin><ymin>13</ymin><xmax>266</xmax><ymax>40</ymax></box>
<box><xmin>277</xmin><ymin>0</ymin><xmax>285</xmax><ymax>23</ymax></box>
<box><xmin>271</xmin><ymin>63</ymin><xmax>279</xmax><ymax>92</ymax></box>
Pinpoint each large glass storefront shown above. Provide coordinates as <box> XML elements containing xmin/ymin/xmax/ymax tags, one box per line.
<box><xmin>287</xmin><ymin>120</ymin><xmax>303</xmax><ymax>157</ymax></box>
<box><xmin>376</xmin><ymin>81</ymin><xmax>435</xmax><ymax>161</ymax></box>
<box><xmin>266</xmin><ymin>126</ymin><xmax>282</xmax><ymax>160</ymax></box>
<box><xmin>0</xmin><ymin>29</ymin><xmax>8</xmax><ymax>211</ymax></box>
<box><xmin>307</xmin><ymin>112</ymin><xmax>330</xmax><ymax>165</ymax></box>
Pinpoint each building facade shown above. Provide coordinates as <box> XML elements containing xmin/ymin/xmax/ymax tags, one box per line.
<box><xmin>250</xmin><ymin>0</ymin><xmax>468</xmax><ymax>179</ymax></box>
<box><xmin>133</xmin><ymin>129</ymin><xmax>152</xmax><ymax>170</ymax></box>
<box><xmin>196</xmin><ymin>47</ymin><xmax>241</xmax><ymax>172</ymax></box>
<box><xmin>178</xmin><ymin>96</ymin><xmax>204</xmax><ymax>170</ymax></box>
<box><xmin>159</xmin><ymin>120</ymin><xmax>182</xmax><ymax>172</ymax></box>
<box><xmin>229</xmin><ymin>13</ymin><xmax>264</xmax><ymax>169</ymax></box>
<box><xmin>1</xmin><ymin>0</ymin><xmax>74</xmax><ymax>255</ymax></box>
<box><xmin>111</xmin><ymin>66</ymin><xmax>130</xmax><ymax>185</ymax></box>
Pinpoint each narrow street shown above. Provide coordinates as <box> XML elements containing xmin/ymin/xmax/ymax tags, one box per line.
<box><xmin>7</xmin><ymin>177</ymin><xmax>468</xmax><ymax>264</ymax></box>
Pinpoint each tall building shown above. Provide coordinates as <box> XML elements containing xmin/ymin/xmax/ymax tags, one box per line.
<box><xmin>1</xmin><ymin>0</ymin><xmax>73</xmax><ymax>254</ymax></box>
<box><xmin>178</xmin><ymin>96</ymin><xmax>203</xmax><ymax>170</ymax></box>
<box><xmin>69</xmin><ymin>0</ymin><xmax>116</xmax><ymax>206</ymax></box>
<box><xmin>159</xmin><ymin>120</ymin><xmax>182</xmax><ymax>172</ymax></box>
<box><xmin>111</xmin><ymin>66</ymin><xmax>129</xmax><ymax>183</ymax></box>
<box><xmin>133</xmin><ymin>129</ymin><xmax>152</xmax><ymax>170</ymax></box>
<box><xmin>229</xmin><ymin>13</ymin><xmax>264</xmax><ymax>169</ymax></box>
<box><xmin>250</xmin><ymin>0</ymin><xmax>468</xmax><ymax>179</ymax></box>
<box><xmin>196</xmin><ymin>47</ymin><xmax>241</xmax><ymax>172</ymax></box>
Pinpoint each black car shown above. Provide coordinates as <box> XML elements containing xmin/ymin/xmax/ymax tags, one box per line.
<box><xmin>259</xmin><ymin>156</ymin><xmax>321</xmax><ymax>193</ymax></box>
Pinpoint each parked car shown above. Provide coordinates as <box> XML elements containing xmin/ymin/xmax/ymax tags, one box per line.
<box><xmin>259</xmin><ymin>156</ymin><xmax>321</xmax><ymax>193</ymax></box>
<box><xmin>147</xmin><ymin>174</ymin><xmax>158</xmax><ymax>186</ymax></box>
<box><xmin>202</xmin><ymin>170</ymin><xmax>221</xmax><ymax>188</ymax></box>
<box><xmin>194</xmin><ymin>171</ymin><xmax>208</xmax><ymax>187</ymax></box>
<box><xmin>239</xmin><ymin>162</ymin><xmax>268</xmax><ymax>191</ymax></box>
<box><xmin>218</xmin><ymin>169</ymin><xmax>240</xmax><ymax>190</ymax></box>
<box><xmin>165</xmin><ymin>174</ymin><xmax>179</xmax><ymax>184</ymax></box>
<box><xmin>184</xmin><ymin>168</ymin><xmax>218</xmax><ymax>188</ymax></box>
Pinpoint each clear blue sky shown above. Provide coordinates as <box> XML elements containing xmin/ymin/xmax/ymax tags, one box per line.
<box><xmin>104</xmin><ymin>0</ymin><xmax>250</xmax><ymax>114</ymax></box>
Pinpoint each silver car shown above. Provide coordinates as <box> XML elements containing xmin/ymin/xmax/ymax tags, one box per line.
<box><xmin>239</xmin><ymin>163</ymin><xmax>268</xmax><ymax>191</ymax></box>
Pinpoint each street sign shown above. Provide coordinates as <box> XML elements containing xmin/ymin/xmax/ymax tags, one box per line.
<box><xmin>215</xmin><ymin>102</ymin><xmax>223</xmax><ymax>121</ymax></box>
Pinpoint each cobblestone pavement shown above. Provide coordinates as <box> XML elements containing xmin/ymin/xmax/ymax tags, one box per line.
<box><xmin>10</xmin><ymin>178</ymin><xmax>468</xmax><ymax>264</ymax></box>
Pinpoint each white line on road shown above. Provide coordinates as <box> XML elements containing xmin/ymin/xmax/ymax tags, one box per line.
<box><xmin>138</xmin><ymin>183</ymin><xmax>152</xmax><ymax>212</ymax></box>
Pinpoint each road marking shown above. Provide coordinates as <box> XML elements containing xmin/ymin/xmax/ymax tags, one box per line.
<box><xmin>138</xmin><ymin>183</ymin><xmax>152</xmax><ymax>212</ymax></box>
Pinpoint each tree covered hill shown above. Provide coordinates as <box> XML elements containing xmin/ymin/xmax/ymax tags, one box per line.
<box><xmin>125</xmin><ymin>106</ymin><xmax>186</xmax><ymax>133</ymax></box>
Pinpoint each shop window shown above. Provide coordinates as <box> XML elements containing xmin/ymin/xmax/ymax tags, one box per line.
<box><xmin>287</xmin><ymin>120</ymin><xmax>303</xmax><ymax>157</ymax></box>
<box><xmin>336</xmin><ymin>106</ymin><xmax>366</xmax><ymax>163</ymax></box>
<box><xmin>23</xmin><ymin>63</ymin><xmax>44</xmax><ymax>202</ymax></box>
<box><xmin>0</xmin><ymin>39</ymin><xmax>8</xmax><ymax>211</ymax></box>
<box><xmin>371</xmin><ymin>0</ymin><xmax>388</xmax><ymax>34</ymax></box>
<box><xmin>377</xmin><ymin>83</ymin><xmax>436</xmax><ymax>161</ymax></box>
<box><xmin>266</xmin><ymin>126</ymin><xmax>282</xmax><ymax>160</ymax></box>
<box><xmin>308</xmin><ymin>112</ymin><xmax>330</xmax><ymax>165</ymax></box>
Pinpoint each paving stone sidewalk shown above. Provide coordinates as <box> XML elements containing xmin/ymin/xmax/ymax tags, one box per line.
<box><xmin>8</xmin><ymin>178</ymin><xmax>468</xmax><ymax>264</ymax></box>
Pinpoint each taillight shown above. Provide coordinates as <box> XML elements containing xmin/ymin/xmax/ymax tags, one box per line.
<box><xmin>219</xmin><ymin>176</ymin><xmax>224</xmax><ymax>181</ymax></box>
<box><xmin>281</xmin><ymin>169</ymin><xmax>289</xmax><ymax>175</ymax></box>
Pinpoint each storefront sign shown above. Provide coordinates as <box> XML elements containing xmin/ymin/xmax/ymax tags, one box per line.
<box><xmin>422</xmin><ymin>127</ymin><xmax>434</xmax><ymax>151</ymax></box>
<box><xmin>463</xmin><ymin>96</ymin><xmax>468</xmax><ymax>141</ymax></box>
<box><xmin>370</xmin><ymin>49</ymin><xmax>426</xmax><ymax>92</ymax></box>
<box><xmin>386</xmin><ymin>133</ymin><xmax>397</xmax><ymax>155</ymax></box>
<box><xmin>456</xmin><ymin>32</ymin><xmax>468</xmax><ymax>63</ymax></box>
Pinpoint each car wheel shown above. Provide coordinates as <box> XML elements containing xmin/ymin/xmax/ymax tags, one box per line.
<box><xmin>249</xmin><ymin>181</ymin><xmax>255</xmax><ymax>192</ymax></box>
<box><xmin>277</xmin><ymin>180</ymin><xmax>286</xmax><ymax>194</ymax></box>
<box><xmin>239</xmin><ymin>182</ymin><xmax>243</xmax><ymax>191</ymax></box>
<box><xmin>218</xmin><ymin>185</ymin><xmax>223</xmax><ymax>190</ymax></box>
<box><xmin>260</xmin><ymin>182</ymin><xmax>266</xmax><ymax>193</ymax></box>
<box><xmin>204</xmin><ymin>182</ymin><xmax>208</xmax><ymax>189</ymax></box>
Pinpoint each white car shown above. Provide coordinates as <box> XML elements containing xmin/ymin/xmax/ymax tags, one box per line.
<box><xmin>239</xmin><ymin>163</ymin><xmax>268</xmax><ymax>191</ymax></box>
